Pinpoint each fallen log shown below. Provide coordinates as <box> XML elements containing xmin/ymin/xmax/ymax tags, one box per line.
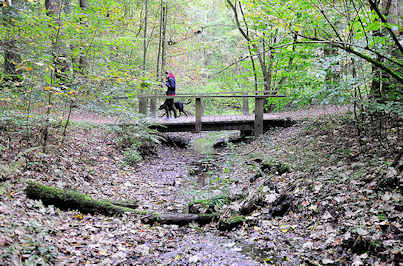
<box><xmin>109</xmin><ymin>200</ymin><xmax>138</xmax><ymax>209</ymax></box>
<box><xmin>24</xmin><ymin>182</ymin><xmax>251</xmax><ymax>229</ymax></box>
<box><xmin>141</xmin><ymin>213</ymin><xmax>215</xmax><ymax>226</ymax></box>
<box><xmin>25</xmin><ymin>181</ymin><xmax>136</xmax><ymax>216</ymax></box>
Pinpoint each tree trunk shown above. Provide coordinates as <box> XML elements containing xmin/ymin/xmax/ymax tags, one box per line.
<box><xmin>25</xmin><ymin>182</ymin><xmax>137</xmax><ymax>216</ymax></box>
<box><xmin>278</xmin><ymin>32</ymin><xmax>298</xmax><ymax>88</ymax></box>
<box><xmin>45</xmin><ymin>0</ymin><xmax>70</xmax><ymax>86</ymax></box>
<box><xmin>323</xmin><ymin>46</ymin><xmax>340</xmax><ymax>91</ymax></box>
<box><xmin>226</xmin><ymin>0</ymin><xmax>274</xmax><ymax>111</ymax></box>
<box><xmin>150</xmin><ymin>0</ymin><xmax>164</xmax><ymax>118</ymax></box>
<box><xmin>369</xmin><ymin>0</ymin><xmax>401</xmax><ymax>100</ymax></box>
<box><xmin>25</xmin><ymin>182</ymin><xmax>215</xmax><ymax>225</ymax></box>
<box><xmin>78</xmin><ymin>0</ymin><xmax>88</xmax><ymax>75</ymax></box>
<box><xmin>161</xmin><ymin>4</ymin><xmax>168</xmax><ymax>77</ymax></box>
<box><xmin>139</xmin><ymin>0</ymin><xmax>148</xmax><ymax>115</ymax></box>
<box><xmin>2</xmin><ymin>1</ymin><xmax>22</xmax><ymax>84</ymax></box>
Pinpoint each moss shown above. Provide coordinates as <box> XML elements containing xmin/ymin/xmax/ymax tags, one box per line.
<box><xmin>188</xmin><ymin>194</ymin><xmax>230</xmax><ymax>214</ymax></box>
<box><xmin>25</xmin><ymin>181</ymin><xmax>132</xmax><ymax>216</ymax></box>
<box><xmin>218</xmin><ymin>215</ymin><xmax>245</xmax><ymax>230</ymax></box>
<box><xmin>225</xmin><ymin>215</ymin><xmax>245</xmax><ymax>224</ymax></box>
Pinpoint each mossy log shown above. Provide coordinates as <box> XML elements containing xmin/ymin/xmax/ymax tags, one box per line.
<box><xmin>24</xmin><ymin>182</ymin><xmax>254</xmax><ymax>229</ymax></box>
<box><xmin>141</xmin><ymin>213</ymin><xmax>215</xmax><ymax>226</ymax></box>
<box><xmin>25</xmin><ymin>181</ymin><xmax>137</xmax><ymax>216</ymax></box>
<box><xmin>218</xmin><ymin>215</ymin><xmax>246</xmax><ymax>231</ymax></box>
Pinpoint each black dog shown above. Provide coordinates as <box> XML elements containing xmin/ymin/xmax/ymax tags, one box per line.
<box><xmin>159</xmin><ymin>99</ymin><xmax>191</xmax><ymax>118</ymax></box>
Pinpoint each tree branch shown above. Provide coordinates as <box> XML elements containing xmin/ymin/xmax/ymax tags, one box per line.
<box><xmin>310</xmin><ymin>0</ymin><xmax>344</xmax><ymax>43</ymax></box>
<box><xmin>367</xmin><ymin>0</ymin><xmax>403</xmax><ymax>54</ymax></box>
<box><xmin>297</xmin><ymin>34</ymin><xmax>403</xmax><ymax>83</ymax></box>
<box><xmin>225</xmin><ymin>0</ymin><xmax>251</xmax><ymax>42</ymax></box>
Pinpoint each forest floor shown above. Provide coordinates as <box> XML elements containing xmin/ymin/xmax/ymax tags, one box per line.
<box><xmin>0</xmin><ymin>105</ymin><xmax>401</xmax><ymax>265</ymax></box>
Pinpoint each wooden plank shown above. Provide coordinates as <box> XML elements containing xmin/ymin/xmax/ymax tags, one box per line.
<box><xmin>254</xmin><ymin>97</ymin><xmax>264</xmax><ymax>136</ymax></box>
<box><xmin>195</xmin><ymin>97</ymin><xmax>202</xmax><ymax>132</ymax></box>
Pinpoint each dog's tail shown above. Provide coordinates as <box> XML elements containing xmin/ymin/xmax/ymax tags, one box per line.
<box><xmin>184</xmin><ymin>99</ymin><xmax>192</xmax><ymax>105</ymax></box>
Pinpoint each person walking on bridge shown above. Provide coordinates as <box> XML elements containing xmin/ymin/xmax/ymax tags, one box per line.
<box><xmin>164</xmin><ymin>71</ymin><xmax>177</xmax><ymax>118</ymax></box>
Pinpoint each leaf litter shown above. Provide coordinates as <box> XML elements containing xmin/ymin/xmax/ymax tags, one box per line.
<box><xmin>0</xmin><ymin>105</ymin><xmax>401</xmax><ymax>265</ymax></box>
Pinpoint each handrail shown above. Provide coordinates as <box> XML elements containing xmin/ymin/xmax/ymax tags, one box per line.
<box><xmin>113</xmin><ymin>94</ymin><xmax>285</xmax><ymax>99</ymax></box>
<box><xmin>112</xmin><ymin>93</ymin><xmax>286</xmax><ymax>136</ymax></box>
<box><xmin>172</xmin><ymin>90</ymin><xmax>278</xmax><ymax>95</ymax></box>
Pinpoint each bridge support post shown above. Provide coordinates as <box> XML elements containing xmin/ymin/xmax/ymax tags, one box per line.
<box><xmin>254</xmin><ymin>96</ymin><xmax>264</xmax><ymax>136</ymax></box>
<box><xmin>195</xmin><ymin>97</ymin><xmax>202</xmax><ymax>132</ymax></box>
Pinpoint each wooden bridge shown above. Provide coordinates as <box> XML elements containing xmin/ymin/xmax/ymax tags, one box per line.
<box><xmin>123</xmin><ymin>92</ymin><xmax>291</xmax><ymax>136</ymax></box>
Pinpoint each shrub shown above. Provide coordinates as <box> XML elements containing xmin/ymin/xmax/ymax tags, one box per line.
<box><xmin>123</xmin><ymin>145</ymin><xmax>142</xmax><ymax>166</ymax></box>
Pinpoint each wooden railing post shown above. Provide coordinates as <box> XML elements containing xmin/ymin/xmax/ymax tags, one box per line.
<box><xmin>254</xmin><ymin>96</ymin><xmax>264</xmax><ymax>136</ymax></box>
<box><xmin>195</xmin><ymin>97</ymin><xmax>202</xmax><ymax>132</ymax></box>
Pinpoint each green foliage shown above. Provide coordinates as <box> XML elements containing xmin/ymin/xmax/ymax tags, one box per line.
<box><xmin>123</xmin><ymin>145</ymin><xmax>142</xmax><ymax>166</ymax></box>
<box><xmin>224</xmin><ymin>215</ymin><xmax>245</xmax><ymax>224</ymax></box>
<box><xmin>188</xmin><ymin>194</ymin><xmax>230</xmax><ymax>214</ymax></box>
<box><xmin>0</xmin><ymin>0</ymin><xmax>400</xmax><ymax>138</ymax></box>
<box><xmin>262</xmin><ymin>158</ymin><xmax>291</xmax><ymax>175</ymax></box>
<box><xmin>0</xmin><ymin>110</ymin><xmax>40</xmax><ymax>130</ymax></box>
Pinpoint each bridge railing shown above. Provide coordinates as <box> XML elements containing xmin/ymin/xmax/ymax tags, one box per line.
<box><xmin>132</xmin><ymin>92</ymin><xmax>285</xmax><ymax>136</ymax></box>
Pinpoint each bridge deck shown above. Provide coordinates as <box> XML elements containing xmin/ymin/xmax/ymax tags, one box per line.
<box><xmin>150</xmin><ymin>114</ymin><xmax>294</xmax><ymax>133</ymax></box>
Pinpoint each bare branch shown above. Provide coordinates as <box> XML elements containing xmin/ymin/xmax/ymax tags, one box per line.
<box><xmin>310</xmin><ymin>0</ymin><xmax>344</xmax><ymax>43</ymax></box>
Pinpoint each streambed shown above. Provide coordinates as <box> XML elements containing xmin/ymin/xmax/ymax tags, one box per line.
<box><xmin>131</xmin><ymin>131</ymin><xmax>268</xmax><ymax>264</ymax></box>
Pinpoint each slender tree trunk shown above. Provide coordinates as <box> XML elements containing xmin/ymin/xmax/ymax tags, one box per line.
<box><xmin>2</xmin><ymin>1</ymin><xmax>22</xmax><ymax>85</ymax></box>
<box><xmin>226</xmin><ymin>0</ymin><xmax>274</xmax><ymax>110</ymax></box>
<box><xmin>323</xmin><ymin>45</ymin><xmax>340</xmax><ymax>91</ymax></box>
<box><xmin>278</xmin><ymin>32</ymin><xmax>298</xmax><ymax>88</ymax></box>
<box><xmin>43</xmin><ymin>0</ymin><xmax>66</xmax><ymax>151</ymax></box>
<box><xmin>369</xmin><ymin>0</ymin><xmax>400</xmax><ymax>100</ymax></box>
<box><xmin>238</xmin><ymin>3</ymin><xmax>258</xmax><ymax>93</ymax></box>
<box><xmin>139</xmin><ymin>0</ymin><xmax>148</xmax><ymax>115</ymax></box>
<box><xmin>151</xmin><ymin>0</ymin><xmax>165</xmax><ymax>117</ymax></box>
<box><xmin>261</xmin><ymin>36</ymin><xmax>268</xmax><ymax>92</ymax></box>
<box><xmin>161</xmin><ymin>4</ymin><xmax>168</xmax><ymax>77</ymax></box>
<box><xmin>226</xmin><ymin>0</ymin><xmax>266</xmax><ymax>92</ymax></box>
<box><xmin>78</xmin><ymin>0</ymin><xmax>88</xmax><ymax>75</ymax></box>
